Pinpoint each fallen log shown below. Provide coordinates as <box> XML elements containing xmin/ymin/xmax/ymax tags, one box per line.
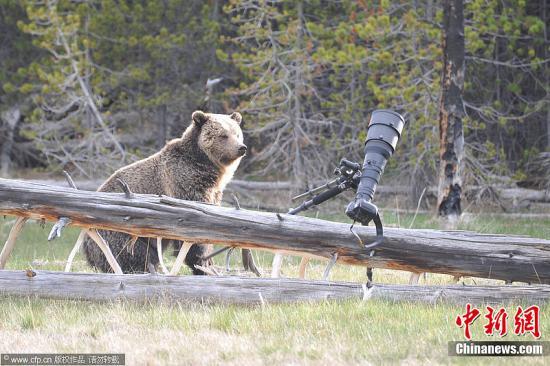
<box><xmin>25</xmin><ymin>179</ymin><xmax>550</xmax><ymax>204</ymax></box>
<box><xmin>496</xmin><ymin>188</ymin><xmax>550</xmax><ymax>203</ymax></box>
<box><xmin>229</xmin><ymin>181</ymin><xmax>550</xmax><ymax>205</ymax></box>
<box><xmin>27</xmin><ymin>178</ymin><xmax>294</xmax><ymax>192</ymax></box>
<box><xmin>1</xmin><ymin>270</ymin><xmax>549</xmax><ymax>305</ymax></box>
<box><xmin>27</xmin><ymin>179</ymin><xmax>103</xmax><ymax>191</ymax></box>
<box><xmin>229</xmin><ymin>180</ymin><xmax>294</xmax><ymax>191</ymax></box>
<box><xmin>0</xmin><ymin>178</ymin><xmax>549</xmax><ymax>283</ymax></box>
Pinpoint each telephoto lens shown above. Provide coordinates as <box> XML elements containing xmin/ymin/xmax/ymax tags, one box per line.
<box><xmin>345</xmin><ymin>109</ymin><xmax>406</xmax><ymax>225</ymax></box>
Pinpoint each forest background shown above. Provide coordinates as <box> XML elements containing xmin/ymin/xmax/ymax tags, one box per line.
<box><xmin>0</xmin><ymin>0</ymin><xmax>548</xmax><ymax>210</ymax></box>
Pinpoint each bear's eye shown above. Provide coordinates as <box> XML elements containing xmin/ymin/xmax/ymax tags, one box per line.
<box><xmin>220</xmin><ymin>134</ymin><xmax>229</xmax><ymax>139</ymax></box>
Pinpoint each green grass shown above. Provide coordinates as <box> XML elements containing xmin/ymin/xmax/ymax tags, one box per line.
<box><xmin>0</xmin><ymin>212</ymin><xmax>549</xmax><ymax>365</ymax></box>
<box><xmin>315</xmin><ymin>210</ymin><xmax>550</xmax><ymax>240</ymax></box>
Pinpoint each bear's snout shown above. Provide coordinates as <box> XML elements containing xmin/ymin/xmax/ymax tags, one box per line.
<box><xmin>237</xmin><ymin>144</ymin><xmax>247</xmax><ymax>156</ymax></box>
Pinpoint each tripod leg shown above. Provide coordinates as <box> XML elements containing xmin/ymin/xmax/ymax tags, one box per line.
<box><xmin>366</xmin><ymin>267</ymin><xmax>373</xmax><ymax>283</ymax></box>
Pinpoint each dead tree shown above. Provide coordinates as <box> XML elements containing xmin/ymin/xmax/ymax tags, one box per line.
<box><xmin>0</xmin><ymin>106</ymin><xmax>21</xmax><ymax>177</ymax></box>
<box><xmin>1</xmin><ymin>179</ymin><xmax>550</xmax><ymax>284</ymax></box>
<box><xmin>438</xmin><ymin>0</ymin><xmax>465</xmax><ymax>217</ymax></box>
<box><xmin>2</xmin><ymin>269</ymin><xmax>550</xmax><ymax>305</ymax></box>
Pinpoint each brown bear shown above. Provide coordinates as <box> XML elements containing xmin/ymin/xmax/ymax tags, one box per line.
<box><xmin>83</xmin><ymin>110</ymin><xmax>246</xmax><ymax>274</ymax></box>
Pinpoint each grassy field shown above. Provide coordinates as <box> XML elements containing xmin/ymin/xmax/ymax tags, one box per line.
<box><xmin>0</xmin><ymin>211</ymin><xmax>549</xmax><ymax>365</ymax></box>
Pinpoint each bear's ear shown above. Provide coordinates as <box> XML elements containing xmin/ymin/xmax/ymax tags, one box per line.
<box><xmin>192</xmin><ymin>110</ymin><xmax>209</xmax><ymax>128</ymax></box>
<box><xmin>230</xmin><ymin>112</ymin><xmax>242</xmax><ymax>125</ymax></box>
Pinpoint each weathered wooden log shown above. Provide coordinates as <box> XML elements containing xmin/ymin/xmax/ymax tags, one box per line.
<box><xmin>230</xmin><ymin>181</ymin><xmax>550</xmax><ymax>205</ymax></box>
<box><xmin>1</xmin><ymin>270</ymin><xmax>549</xmax><ymax>305</ymax></box>
<box><xmin>496</xmin><ymin>188</ymin><xmax>550</xmax><ymax>203</ymax></box>
<box><xmin>65</xmin><ymin>230</ymin><xmax>86</xmax><ymax>272</ymax></box>
<box><xmin>1</xmin><ymin>179</ymin><xmax>550</xmax><ymax>283</ymax></box>
<box><xmin>156</xmin><ymin>237</ymin><xmax>169</xmax><ymax>275</ymax></box>
<box><xmin>28</xmin><ymin>179</ymin><xmax>103</xmax><ymax>191</ymax></box>
<box><xmin>85</xmin><ymin>228</ymin><xmax>123</xmax><ymax>274</ymax></box>
<box><xmin>27</xmin><ymin>179</ymin><xmax>550</xmax><ymax>204</ymax></box>
<box><xmin>170</xmin><ymin>242</ymin><xmax>192</xmax><ymax>276</ymax></box>
<box><xmin>28</xmin><ymin>178</ymin><xmax>294</xmax><ymax>192</ymax></box>
<box><xmin>229</xmin><ymin>180</ymin><xmax>295</xmax><ymax>191</ymax></box>
<box><xmin>0</xmin><ymin>217</ymin><xmax>28</xmax><ymax>269</ymax></box>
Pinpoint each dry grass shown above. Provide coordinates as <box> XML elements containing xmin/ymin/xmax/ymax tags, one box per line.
<box><xmin>1</xmin><ymin>296</ymin><xmax>549</xmax><ymax>365</ymax></box>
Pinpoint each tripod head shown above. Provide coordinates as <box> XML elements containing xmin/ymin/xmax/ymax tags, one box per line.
<box><xmin>287</xmin><ymin>109</ymin><xmax>406</xmax><ymax>250</ymax></box>
<box><xmin>288</xmin><ymin>159</ymin><xmax>361</xmax><ymax>215</ymax></box>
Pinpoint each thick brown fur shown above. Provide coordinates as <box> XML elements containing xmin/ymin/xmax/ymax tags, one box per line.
<box><xmin>83</xmin><ymin>111</ymin><xmax>246</xmax><ymax>274</ymax></box>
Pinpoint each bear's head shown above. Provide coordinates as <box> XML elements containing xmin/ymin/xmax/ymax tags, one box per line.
<box><xmin>190</xmin><ymin>110</ymin><xmax>246</xmax><ymax>168</ymax></box>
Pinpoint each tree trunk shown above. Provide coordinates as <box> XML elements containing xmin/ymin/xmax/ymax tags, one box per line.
<box><xmin>0</xmin><ymin>107</ymin><xmax>21</xmax><ymax>178</ymax></box>
<box><xmin>438</xmin><ymin>0</ymin><xmax>465</xmax><ymax>217</ymax></box>
<box><xmin>544</xmin><ymin>0</ymin><xmax>549</xmax><ymax>149</ymax></box>
<box><xmin>292</xmin><ymin>1</ymin><xmax>305</xmax><ymax>184</ymax></box>
<box><xmin>157</xmin><ymin>104</ymin><xmax>167</xmax><ymax>149</ymax></box>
